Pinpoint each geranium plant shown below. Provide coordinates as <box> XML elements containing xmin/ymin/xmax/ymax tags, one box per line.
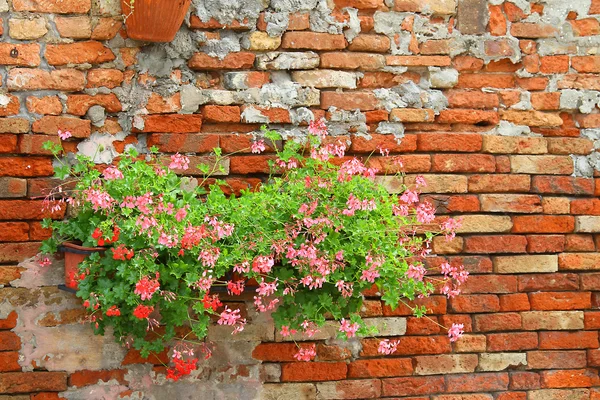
<box><xmin>40</xmin><ymin>121</ymin><xmax>466</xmax><ymax>379</ymax></box>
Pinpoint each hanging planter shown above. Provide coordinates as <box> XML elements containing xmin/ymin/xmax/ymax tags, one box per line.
<box><xmin>61</xmin><ymin>242</ymin><xmax>106</xmax><ymax>290</ymax></box>
<box><xmin>121</xmin><ymin>0</ymin><xmax>192</xmax><ymax>43</ymax></box>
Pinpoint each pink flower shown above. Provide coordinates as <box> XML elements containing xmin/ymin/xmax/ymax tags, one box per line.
<box><xmin>175</xmin><ymin>208</ymin><xmax>188</xmax><ymax>222</ymax></box>
<box><xmin>416</xmin><ymin>202</ymin><xmax>436</xmax><ymax>224</ymax></box>
<box><xmin>252</xmin><ymin>255</ymin><xmax>274</xmax><ymax>274</ymax></box>
<box><xmin>407</xmin><ymin>264</ymin><xmax>427</xmax><ymax>282</ymax></box>
<box><xmin>293</xmin><ymin>344</ymin><xmax>316</xmax><ymax>362</ymax></box>
<box><xmin>169</xmin><ymin>153</ymin><xmax>190</xmax><ymax>170</ymax></box>
<box><xmin>103</xmin><ymin>166</ymin><xmax>124</xmax><ymax>180</ymax></box>
<box><xmin>256</xmin><ymin>279</ymin><xmax>278</xmax><ymax>297</ymax></box>
<box><xmin>134</xmin><ymin>274</ymin><xmax>160</xmax><ymax>301</ymax></box>
<box><xmin>84</xmin><ymin>188</ymin><xmax>114</xmax><ymax>211</ymax></box>
<box><xmin>58</xmin><ymin>130</ymin><xmax>72</xmax><ymax>140</ymax></box>
<box><xmin>448</xmin><ymin>323</ymin><xmax>464</xmax><ymax>342</ymax></box>
<box><xmin>339</xmin><ymin>319</ymin><xmax>360</xmax><ymax>338</ymax></box>
<box><xmin>217</xmin><ymin>306</ymin><xmax>241</xmax><ymax>326</ymax></box>
<box><xmin>308</xmin><ymin>118</ymin><xmax>327</xmax><ymax>138</ymax></box>
<box><xmin>280</xmin><ymin>326</ymin><xmax>297</xmax><ymax>337</ymax></box>
<box><xmin>251</xmin><ymin>140</ymin><xmax>266</xmax><ymax>154</ymax></box>
<box><xmin>38</xmin><ymin>256</ymin><xmax>52</xmax><ymax>267</ymax></box>
<box><xmin>378</xmin><ymin>339</ymin><xmax>400</xmax><ymax>355</ymax></box>
<box><xmin>400</xmin><ymin>190</ymin><xmax>419</xmax><ymax>204</ymax></box>
<box><xmin>415</xmin><ymin>175</ymin><xmax>427</xmax><ymax>187</ymax></box>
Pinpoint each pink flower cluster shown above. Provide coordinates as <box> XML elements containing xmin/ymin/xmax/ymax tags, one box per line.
<box><xmin>134</xmin><ymin>273</ymin><xmax>160</xmax><ymax>301</ymax></box>
<box><xmin>343</xmin><ymin>194</ymin><xmax>376</xmax><ymax>216</ymax></box>
<box><xmin>168</xmin><ymin>153</ymin><xmax>190</xmax><ymax>170</ymax></box>
<box><xmin>293</xmin><ymin>344</ymin><xmax>316</xmax><ymax>362</ymax></box>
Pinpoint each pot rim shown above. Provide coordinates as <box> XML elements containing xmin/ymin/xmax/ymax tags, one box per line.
<box><xmin>61</xmin><ymin>241</ymin><xmax>107</xmax><ymax>253</ymax></box>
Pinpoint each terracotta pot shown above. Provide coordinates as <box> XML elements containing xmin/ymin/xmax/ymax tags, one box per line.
<box><xmin>121</xmin><ymin>0</ymin><xmax>192</xmax><ymax>43</ymax></box>
<box><xmin>61</xmin><ymin>242</ymin><xmax>106</xmax><ymax>290</ymax></box>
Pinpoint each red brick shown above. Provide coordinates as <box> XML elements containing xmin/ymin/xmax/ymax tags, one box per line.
<box><xmin>229</xmin><ymin>155</ymin><xmax>275</xmax><ymax>174</ymax></box>
<box><xmin>321</xmin><ymin>52</ymin><xmax>385</xmax><ymax>70</ymax></box>
<box><xmin>539</xmin><ymin>56</ymin><xmax>569</xmax><ymax>74</ymax></box>
<box><xmin>252</xmin><ymin>343</ymin><xmax>301</xmax><ymax>362</ymax></box>
<box><xmin>531</xmin><ymin>92</ymin><xmax>560</xmax><ymax>110</ymax></box>
<box><xmin>532</xmin><ymin>176</ymin><xmax>595</xmax><ymax>195</ymax></box>
<box><xmin>457</xmin><ymin>74</ymin><xmax>515</xmax><ymax>89</ymax></box>
<box><xmin>361</xmin><ymin>336</ymin><xmax>451</xmax><ymax>357</ymax></box>
<box><xmin>487</xmin><ymin>332</ymin><xmax>538</xmax><ymax>352</ymax></box>
<box><xmin>45</xmin><ymin>41</ymin><xmax>114</xmax><ymax>65</ymax></box>
<box><xmin>529</xmin><ymin>350</ymin><xmax>587</xmax><ymax>369</ymax></box>
<box><xmin>66</xmin><ymin>94</ymin><xmax>121</xmax><ymax>116</ymax></box>
<box><xmin>572</xmin><ymin>56</ymin><xmax>600</xmax><ymax>73</ymax></box>
<box><xmin>571</xmin><ymin>18</ymin><xmax>600</xmax><ymax>36</ymax></box>
<box><xmin>242</xmin><ymin>106</ymin><xmax>290</xmax><ymax>123</ymax></box>
<box><xmin>69</xmin><ymin>369</ymin><xmax>127</xmax><ymax>387</ymax></box>
<box><xmin>462</xmin><ymin>275</ymin><xmax>517</xmax><ymax>294</ymax></box>
<box><xmin>541</xmin><ymin>369</ymin><xmax>600</xmax><ymax>388</ymax></box>
<box><xmin>351</xmin><ymin>134</ymin><xmax>417</xmax><ymax>153</ymax></box>
<box><xmin>0</xmin><ymin>372</ymin><xmax>67</xmax><ymax>393</ymax></box>
<box><xmin>511</xmin><ymin>23</ymin><xmax>557</xmax><ymax>38</ymax></box>
<box><xmin>0</xmin><ymin>351</ymin><xmax>20</xmax><ymax>372</ymax></box>
<box><xmin>382</xmin><ymin>296</ymin><xmax>447</xmax><ymax>316</ymax></box>
<box><xmin>437</xmin><ymin>110</ymin><xmax>499</xmax><ymax>125</ymax></box>
<box><xmin>566</xmin><ymin>235</ymin><xmax>596</xmax><ymax>251</ymax></box>
<box><xmin>0</xmin><ymin>134</ymin><xmax>18</xmax><ymax>153</ymax></box>
<box><xmin>333</xmin><ymin>0</ymin><xmax>383</xmax><ymax>9</ymax></box>
<box><xmin>406</xmin><ymin>316</ymin><xmax>442</xmax><ymax>335</ymax></box>
<box><xmin>348</xmin><ymin>358</ymin><xmax>413</xmax><ymax>378</ymax></box>
<box><xmin>450</xmin><ymin>294</ymin><xmax>500</xmax><ymax>313</ymax></box>
<box><xmin>488</xmin><ymin>4</ymin><xmax>507</xmax><ymax>35</ymax></box>
<box><xmin>539</xmin><ymin>331</ymin><xmax>599</xmax><ymax>349</ymax></box>
<box><xmin>510</xmin><ymin>371</ymin><xmax>541</xmax><ymax>390</ymax></box>
<box><xmin>518</xmin><ymin>274</ymin><xmax>579</xmax><ymax>292</ymax></box>
<box><xmin>512</xmin><ymin>216</ymin><xmax>575</xmax><ymax>233</ymax></box>
<box><xmin>0</xmin><ymin>43</ymin><xmax>40</xmax><ymax>67</ymax></box>
<box><xmin>281</xmin><ymin>362</ymin><xmax>347</xmax><ymax>382</ymax></box>
<box><xmin>453</xmin><ymin>56</ymin><xmax>484</xmax><ymax>71</ymax></box>
<box><xmin>0</xmin><ymin>267</ymin><xmax>24</xmax><ymax>285</ymax></box>
<box><xmin>474</xmin><ymin>313</ymin><xmax>522</xmax><ymax>332</ymax></box>
<box><xmin>382</xmin><ymin>376</ymin><xmax>445</xmax><ymax>397</ymax></box>
<box><xmin>0</xmin><ymin>158</ymin><xmax>54</xmax><ymax>178</ymax></box>
<box><xmin>202</xmin><ymin>105</ymin><xmax>241</xmax><ymax>123</ymax></box>
<box><xmin>0</xmin><ymin>95</ymin><xmax>20</xmax><ymax>117</ymax></box>
<box><xmin>446</xmin><ymin>91</ymin><xmax>499</xmax><ymax>109</ymax></box>
<box><xmin>417</xmin><ymin>133</ymin><xmax>482</xmax><ymax>152</ymax></box>
<box><xmin>499</xmin><ymin>293</ymin><xmax>531</xmax><ymax>312</ymax></box>
<box><xmin>136</xmin><ymin>114</ymin><xmax>202</xmax><ymax>133</ymax></box>
<box><xmin>571</xmin><ymin>199</ymin><xmax>600</xmax><ymax>215</ymax></box>
<box><xmin>468</xmin><ymin>174</ymin><xmax>530</xmax><ymax>193</ymax></box>
<box><xmin>0</xmin><ymin>222</ymin><xmax>29</xmax><ymax>241</ymax></box>
<box><xmin>446</xmin><ymin>373</ymin><xmax>509</xmax><ymax>392</ymax></box>
<box><xmin>526</xmin><ymin>235</ymin><xmax>565</xmax><ymax>253</ymax></box>
<box><xmin>0</xmin><ymin>311</ymin><xmax>18</xmax><ymax>329</ymax></box>
<box><xmin>529</xmin><ymin>292</ymin><xmax>591</xmax><ymax>311</ymax></box>
<box><xmin>32</xmin><ymin>116</ymin><xmax>91</xmax><ymax>138</ymax></box>
<box><xmin>188</xmin><ymin>52</ymin><xmax>255</xmax><ymax>70</ymax></box>
<box><xmin>485</xmin><ymin>39</ymin><xmax>517</xmax><ymax>58</ymax></box>
<box><xmin>13</xmin><ymin>0</ymin><xmax>89</xmax><ymax>12</ymax></box>
<box><xmin>147</xmin><ymin>133</ymin><xmax>219</xmax><ymax>153</ymax></box>
<box><xmin>26</xmin><ymin>96</ymin><xmax>63</xmax><ymax>115</ymax></box>
<box><xmin>86</xmin><ymin>69</ymin><xmax>124</xmax><ymax>89</ymax></box>
<box><xmin>464</xmin><ymin>235</ymin><xmax>528</xmax><ymax>254</ymax></box>
<box><xmin>386</xmin><ymin>55</ymin><xmax>451</xmax><ymax>66</ymax></box>
<box><xmin>321</xmin><ymin>91</ymin><xmax>378</xmax><ymax>111</ymax></box>
<box><xmin>548</xmin><ymin>137</ymin><xmax>594</xmax><ymax>155</ymax></box>
<box><xmin>282</xmin><ymin>32</ymin><xmax>346</xmax><ymax>50</ymax></box>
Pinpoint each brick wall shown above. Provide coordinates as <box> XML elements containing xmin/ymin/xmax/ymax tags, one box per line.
<box><xmin>1</xmin><ymin>0</ymin><xmax>600</xmax><ymax>398</ymax></box>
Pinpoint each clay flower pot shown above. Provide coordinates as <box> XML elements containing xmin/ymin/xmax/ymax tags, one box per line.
<box><xmin>61</xmin><ymin>242</ymin><xmax>106</xmax><ymax>290</ymax></box>
<box><xmin>121</xmin><ymin>0</ymin><xmax>192</xmax><ymax>43</ymax></box>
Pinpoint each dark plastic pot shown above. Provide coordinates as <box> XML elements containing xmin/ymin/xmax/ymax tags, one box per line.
<box><xmin>61</xmin><ymin>242</ymin><xmax>106</xmax><ymax>290</ymax></box>
<box><xmin>121</xmin><ymin>0</ymin><xmax>192</xmax><ymax>43</ymax></box>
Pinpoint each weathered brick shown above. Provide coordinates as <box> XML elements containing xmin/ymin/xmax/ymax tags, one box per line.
<box><xmin>0</xmin><ymin>372</ymin><xmax>67</xmax><ymax>393</ymax></box>
<box><xmin>414</xmin><ymin>354</ymin><xmax>478</xmax><ymax>375</ymax></box>
<box><xmin>532</xmin><ymin>176</ymin><xmax>595</xmax><ymax>195</ymax></box>
<box><xmin>315</xmin><ymin>380</ymin><xmax>381</xmax><ymax>400</ymax></box>
<box><xmin>558</xmin><ymin>253</ymin><xmax>600</xmax><ymax>271</ymax></box>
<box><xmin>528</xmin><ymin>351</ymin><xmax>587</xmax><ymax>369</ymax></box>
<box><xmin>478</xmin><ymin>353</ymin><xmax>527</xmax><ymax>372</ymax></box>
<box><xmin>292</xmin><ymin>70</ymin><xmax>357</xmax><ymax>89</ymax></box>
<box><xmin>446</xmin><ymin>373</ymin><xmax>509</xmax><ymax>393</ymax></box>
<box><xmin>482</xmin><ymin>136</ymin><xmax>547</xmax><ymax>154</ymax></box>
<box><xmin>521</xmin><ymin>311</ymin><xmax>584</xmax><ymax>331</ymax></box>
<box><xmin>55</xmin><ymin>16</ymin><xmax>92</xmax><ymax>38</ymax></box>
<box><xmin>382</xmin><ymin>376</ymin><xmax>445</xmax><ymax>397</ymax></box>
<box><xmin>437</xmin><ymin>110</ymin><xmax>499</xmax><ymax>125</ymax></box>
<box><xmin>487</xmin><ymin>332</ymin><xmax>538</xmax><ymax>352</ymax></box>
<box><xmin>282</xmin><ymin>32</ymin><xmax>346</xmax><ymax>50</ymax></box>
<box><xmin>8</xmin><ymin>68</ymin><xmax>86</xmax><ymax>92</ymax></box>
<box><xmin>576</xmin><ymin>217</ymin><xmax>600</xmax><ymax>233</ymax></box>
<box><xmin>480</xmin><ymin>194</ymin><xmax>542</xmax><ymax>213</ymax></box>
<box><xmin>189</xmin><ymin>52</ymin><xmax>256</xmax><ymax>70</ymax></box>
<box><xmin>45</xmin><ymin>41</ymin><xmax>114</xmax><ymax>65</ymax></box>
<box><xmin>32</xmin><ymin>116</ymin><xmax>91</xmax><ymax>138</ymax></box>
<box><xmin>528</xmin><ymin>389</ymin><xmax>590</xmax><ymax>400</ymax></box>
<box><xmin>8</xmin><ymin>17</ymin><xmax>47</xmax><ymax>40</ymax></box>
<box><xmin>320</xmin><ymin>91</ymin><xmax>378</xmax><ymax>111</ymax></box>
<box><xmin>86</xmin><ymin>69</ymin><xmax>123</xmax><ymax>89</ymax></box>
<box><xmin>348</xmin><ymin>34</ymin><xmax>390</xmax><ymax>52</ymax></box>
<box><xmin>494</xmin><ymin>255</ymin><xmax>558</xmax><ymax>274</ymax></box>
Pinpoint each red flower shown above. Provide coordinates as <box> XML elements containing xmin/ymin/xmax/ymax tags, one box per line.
<box><xmin>106</xmin><ymin>305</ymin><xmax>121</xmax><ymax>317</ymax></box>
<box><xmin>201</xmin><ymin>293</ymin><xmax>222</xmax><ymax>311</ymax></box>
<box><xmin>112</xmin><ymin>244</ymin><xmax>134</xmax><ymax>261</ymax></box>
<box><xmin>92</xmin><ymin>226</ymin><xmax>120</xmax><ymax>246</ymax></box>
<box><xmin>133</xmin><ymin>304</ymin><xmax>154</xmax><ymax>319</ymax></box>
<box><xmin>166</xmin><ymin>358</ymin><xmax>198</xmax><ymax>381</ymax></box>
